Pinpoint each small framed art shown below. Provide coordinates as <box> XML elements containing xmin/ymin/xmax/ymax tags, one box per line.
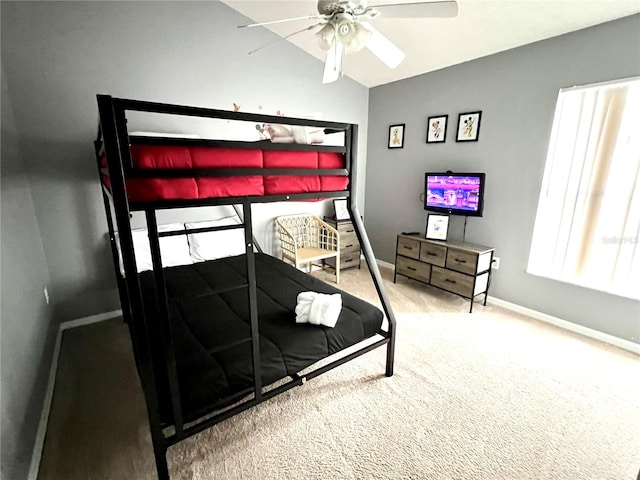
<box><xmin>388</xmin><ymin>124</ymin><xmax>405</xmax><ymax>149</ymax></box>
<box><xmin>425</xmin><ymin>214</ymin><xmax>449</xmax><ymax>241</ymax></box>
<box><xmin>333</xmin><ymin>199</ymin><xmax>350</xmax><ymax>220</ymax></box>
<box><xmin>456</xmin><ymin>111</ymin><xmax>482</xmax><ymax>142</ymax></box>
<box><xmin>426</xmin><ymin>114</ymin><xmax>448</xmax><ymax>143</ymax></box>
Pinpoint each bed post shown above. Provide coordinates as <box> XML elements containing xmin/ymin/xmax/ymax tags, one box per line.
<box><xmin>242</xmin><ymin>198</ymin><xmax>263</xmax><ymax>401</ymax></box>
<box><xmin>93</xmin><ymin>138</ymin><xmax>132</xmax><ymax>328</ymax></box>
<box><xmin>233</xmin><ymin>204</ymin><xmax>263</xmax><ymax>254</ymax></box>
<box><xmin>146</xmin><ymin>209</ymin><xmax>185</xmax><ymax>438</ymax></box>
<box><xmin>97</xmin><ymin>95</ymin><xmax>170</xmax><ymax>479</ymax></box>
<box><xmin>345</xmin><ymin>124</ymin><xmax>396</xmax><ymax>377</ymax></box>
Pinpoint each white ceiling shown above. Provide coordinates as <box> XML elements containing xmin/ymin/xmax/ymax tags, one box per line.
<box><xmin>221</xmin><ymin>0</ymin><xmax>640</xmax><ymax>88</ymax></box>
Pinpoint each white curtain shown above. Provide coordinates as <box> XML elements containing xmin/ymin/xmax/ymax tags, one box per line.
<box><xmin>528</xmin><ymin>79</ymin><xmax>640</xmax><ymax>299</ymax></box>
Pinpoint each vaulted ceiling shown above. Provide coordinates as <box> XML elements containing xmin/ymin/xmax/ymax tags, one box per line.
<box><xmin>222</xmin><ymin>0</ymin><xmax>640</xmax><ymax>87</ymax></box>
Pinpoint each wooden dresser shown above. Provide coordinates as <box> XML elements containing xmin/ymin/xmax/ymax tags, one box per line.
<box><xmin>324</xmin><ymin>217</ymin><xmax>362</xmax><ymax>272</ymax></box>
<box><xmin>394</xmin><ymin>234</ymin><xmax>495</xmax><ymax>312</ymax></box>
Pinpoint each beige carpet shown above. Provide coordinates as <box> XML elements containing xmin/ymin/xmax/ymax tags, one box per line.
<box><xmin>38</xmin><ymin>265</ymin><xmax>640</xmax><ymax>480</ymax></box>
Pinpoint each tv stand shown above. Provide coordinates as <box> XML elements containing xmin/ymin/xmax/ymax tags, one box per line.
<box><xmin>394</xmin><ymin>233</ymin><xmax>495</xmax><ymax>313</ymax></box>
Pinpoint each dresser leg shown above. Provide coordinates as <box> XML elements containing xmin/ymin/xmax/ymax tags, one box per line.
<box><xmin>469</xmin><ymin>297</ymin><xmax>474</xmax><ymax>313</ymax></box>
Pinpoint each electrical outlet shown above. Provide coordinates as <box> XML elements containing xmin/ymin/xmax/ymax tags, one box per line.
<box><xmin>44</xmin><ymin>287</ymin><xmax>50</xmax><ymax>305</ymax></box>
<box><xmin>492</xmin><ymin>257</ymin><xmax>500</xmax><ymax>270</ymax></box>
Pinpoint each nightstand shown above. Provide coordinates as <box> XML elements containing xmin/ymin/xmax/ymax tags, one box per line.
<box><xmin>323</xmin><ymin>217</ymin><xmax>362</xmax><ymax>272</ymax></box>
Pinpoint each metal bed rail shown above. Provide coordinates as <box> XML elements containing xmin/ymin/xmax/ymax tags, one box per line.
<box><xmin>95</xmin><ymin>94</ymin><xmax>397</xmax><ymax>480</ymax></box>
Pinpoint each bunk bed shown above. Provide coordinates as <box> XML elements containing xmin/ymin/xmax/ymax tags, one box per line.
<box><xmin>94</xmin><ymin>95</ymin><xmax>396</xmax><ymax>479</ymax></box>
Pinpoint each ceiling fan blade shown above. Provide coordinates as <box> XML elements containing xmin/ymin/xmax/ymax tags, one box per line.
<box><xmin>360</xmin><ymin>22</ymin><xmax>405</xmax><ymax>69</ymax></box>
<box><xmin>249</xmin><ymin>23</ymin><xmax>322</xmax><ymax>55</ymax></box>
<box><xmin>323</xmin><ymin>41</ymin><xmax>344</xmax><ymax>84</ymax></box>
<box><xmin>238</xmin><ymin>14</ymin><xmax>326</xmax><ymax>29</ymax></box>
<box><xmin>369</xmin><ymin>1</ymin><xmax>458</xmax><ymax>19</ymax></box>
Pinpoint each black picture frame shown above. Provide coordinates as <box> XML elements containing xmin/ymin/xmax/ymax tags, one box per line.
<box><xmin>456</xmin><ymin>111</ymin><xmax>482</xmax><ymax>142</ymax></box>
<box><xmin>425</xmin><ymin>214</ymin><xmax>449</xmax><ymax>241</ymax></box>
<box><xmin>426</xmin><ymin>114</ymin><xmax>448</xmax><ymax>143</ymax></box>
<box><xmin>333</xmin><ymin>199</ymin><xmax>350</xmax><ymax>220</ymax></box>
<box><xmin>388</xmin><ymin>124</ymin><xmax>405</xmax><ymax>149</ymax></box>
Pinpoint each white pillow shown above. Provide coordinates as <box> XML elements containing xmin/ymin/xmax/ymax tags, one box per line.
<box><xmin>323</xmin><ymin>131</ymin><xmax>345</xmax><ymax>146</ymax></box>
<box><xmin>115</xmin><ymin>223</ymin><xmax>193</xmax><ymax>274</ymax></box>
<box><xmin>186</xmin><ymin>217</ymin><xmax>245</xmax><ymax>262</ymax></box>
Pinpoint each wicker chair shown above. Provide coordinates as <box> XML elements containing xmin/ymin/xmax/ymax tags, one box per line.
<box><xmin>276</xmin><ymin>214</ymin><xmax>340</xmax><ymax>283</ymax></box>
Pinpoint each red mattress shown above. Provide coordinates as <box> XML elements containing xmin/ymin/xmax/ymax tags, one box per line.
<box><xmin>101</xmin><ymin>144</ymin><xmax>349</xmax><ymax>202</ymax></box>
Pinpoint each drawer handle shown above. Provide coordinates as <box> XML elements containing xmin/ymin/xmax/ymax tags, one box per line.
<box><xmin>403</xmin><ymin>245</ymin><xmax>413</xmax><ymax>250</ymax></box>
<box><xmin>345</xmin><ymin>244</ymin><xmax>354</xmax><ymax>248</ymax></box>
<box><xmin>445</xmin><ymin>279</ymin><xmax>457</xmax><ymax>284</ymax></box>
<box><xmin>346</xmin><ymin>229</ymin><xmax>354</xmax><ymax>233</ymax></box>
<box><xmin>454</xmin><ymin>258</ymin><xmax>467</xmax><ymax>264</ymax></box>
<box><xmin>344</xmin><ymin>258</ymin><xmax>353</xmax><ymax>263</ymax></box>
<box><xmin>407</xmin><ymin>266</ymin><xmax>417</xmax><ymax>271</ymax></box>
<box><xmin>426</xmin><ymin>252</ymin><xmax>437</xmax><ymax>256</ymax></box>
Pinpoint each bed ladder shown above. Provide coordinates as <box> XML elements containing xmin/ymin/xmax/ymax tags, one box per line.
<box><xmin>145</xmin><ymin>197</ymin><xmax>264</xmax><ymax>433</ymax></box>
<box><xmin>138</xmin><ymin>199</ymin><xmax>263</xmax><ymax>479</ymax></box>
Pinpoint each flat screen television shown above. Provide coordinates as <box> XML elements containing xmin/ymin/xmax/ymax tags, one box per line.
<box><xmin>424</xmin><ymin>172</ymin><xmax>485</xmax><ymax>217</ymax></box>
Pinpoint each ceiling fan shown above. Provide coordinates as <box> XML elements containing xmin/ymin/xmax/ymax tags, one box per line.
<box><xmin>239</xmin><ymin>0</ymin><xmax>459</xmax><ymax>84</ymax></box>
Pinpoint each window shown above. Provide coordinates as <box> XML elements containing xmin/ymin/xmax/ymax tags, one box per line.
<box><xmin>527</xmin><ymin>77</ymin><xmax>640</xmax><ymax>299</ymax></box>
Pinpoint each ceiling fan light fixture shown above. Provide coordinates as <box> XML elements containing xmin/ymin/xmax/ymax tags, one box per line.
<box><xmin>316</xmin><ymin>12</ymin><xmax>371</xmax><ymax>55</ymax></box>
<box><xmin>315</xmin><ymin>22</ymin><xmax>336</xmax><ymax>50</ymax></box>
<box><xmin>344</xmin><ymin>21</ymin><xmax>371</xmax><ymax>54</ymax></box>
<box><xmin>332</xmin><ymin>13</ymin><xmax>355</xmax><ymax>41</ymax></box>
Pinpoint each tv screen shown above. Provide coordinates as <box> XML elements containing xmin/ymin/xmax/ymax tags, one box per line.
<box><xmin>424</xmin><ymin>173</ymin><xmax>485</xmax><ymax>217</ymax></box>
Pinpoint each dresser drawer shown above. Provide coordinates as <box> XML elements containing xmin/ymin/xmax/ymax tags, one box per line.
<box><xmin>445</xmin><ymin>248</ymin><xmax>479</xmax><ymax>275</ymax></box>
<box><xmin>340</xmin><ymin>252</ymin><xmax>360</xmax><ymax>270</ymax></box>
<box><xmin>393</xmin><ymin>232</ymin><xmax>495</xmax><ymax>312</ymax></box>
<box><xmin>396</xmin><ymin>256</ymin><xmax>431</xmax><ymax>283</ymax></box>
<box><xmin>340</xmin><ymin>233</ymin><xmax>360</xmax><ymax>254</ymax></box>
<box><xmin>397</xmin><ymin>236</ymin><xmax>420</xmax><ymax>260</ymax></box>
<box><xmin>336</xmin><ymin>222</ymin><xmax>356</xmax><ymax>234</ymax></box>
<box><xmin>420</xmin><ymin>242</ymin><xmax>446</xmax><ymax>267</ymax></box>
<box><xmin>431</xmin><ymin>266</ymin><xmax>474</xmax><ymax>297</ymax></box>
<box><xmin>325</xmin><ymin>251</ymin><xmax>360</xmax><ymax>270</ymax></box>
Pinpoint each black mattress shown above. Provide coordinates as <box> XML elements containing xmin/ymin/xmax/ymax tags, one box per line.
<box><xmin>138</xmin><ymin>253</ymin><xmax>383</xmax><ymax>424</ymax></box>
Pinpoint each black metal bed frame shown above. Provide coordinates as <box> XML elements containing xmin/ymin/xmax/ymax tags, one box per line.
<box><xmin>94</xmin><ymin>94</ymin><xmax>397</xmax><ymax>479</ymax></box>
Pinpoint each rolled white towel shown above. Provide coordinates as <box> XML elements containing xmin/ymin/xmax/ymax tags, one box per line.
<box><xmin>295</xmin><ymin>291</ymin><xmax>342</xmax><ymax>328</ymax></box>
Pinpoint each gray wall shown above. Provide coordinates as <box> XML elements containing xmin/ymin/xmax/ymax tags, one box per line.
<box><xmin>366</xmin><ymin>15</ymin><xmax>640</xmax><ymax>342</ymax></box>
<box><xmin>1</xmin><ymin>65</ymin><xmax>57</xmax><ymax>480</ymax></box>
<box><xmin>0</xmin><ymin>2</ymin><xmax>368</xmax><ymax>479</ymax></box>
<box><xmin>0</xmin><ymin>1</ymin><xmax>369</xmax><ymax>323</ymax></box>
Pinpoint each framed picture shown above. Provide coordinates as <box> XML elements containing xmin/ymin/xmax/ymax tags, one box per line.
<box><xmin>425</xmin><ymin>214</ymin><xmax>449</xmax><ymax>241</ymax></box>
<box><xmin>456</xmin><ymin>111</ymin><xmax>482</xmax><ymax>142</ymax></box>
<box><xmin>388</xmin><ymin>124</ymin><xmax>405</xmax><ymax>149</ymax></box>
<box><xmin>426</xmin><ymin>114</ymin><xmax>448</xmax><ymax>143</ymax></box>
<box><xmin>333</xmin><ymin>199</ymin><xmax>350</xmax><ymax>220</ymax></box>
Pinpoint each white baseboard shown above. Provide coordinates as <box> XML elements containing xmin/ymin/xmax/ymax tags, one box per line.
<box><xmin>28</xmin><ymin>310</ymin><xmax>122</xmax><ymax>480</ymax></box>
<box><xmin>27</xmin><ymin>328</ymin><xmax>64</xmax><ymax>480</ymax></box>
<box><xmin>486</xmin><ymin>296</ymin><xmax>640</xmax><ymax>355</ymax></box>
<box><xmin>375</xmin><ymin>259</ymin><xmax>395</xmax><ymax>270</ymax></box>
<box><xmin>376</xmin><ymin>257</ymin><xmax>638</xmax><ymax>354</ymax></box>
<box><xmin>59</xmin><ymin>309</ymin><xmax>123</xmax><ymax>332</ymax></box>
